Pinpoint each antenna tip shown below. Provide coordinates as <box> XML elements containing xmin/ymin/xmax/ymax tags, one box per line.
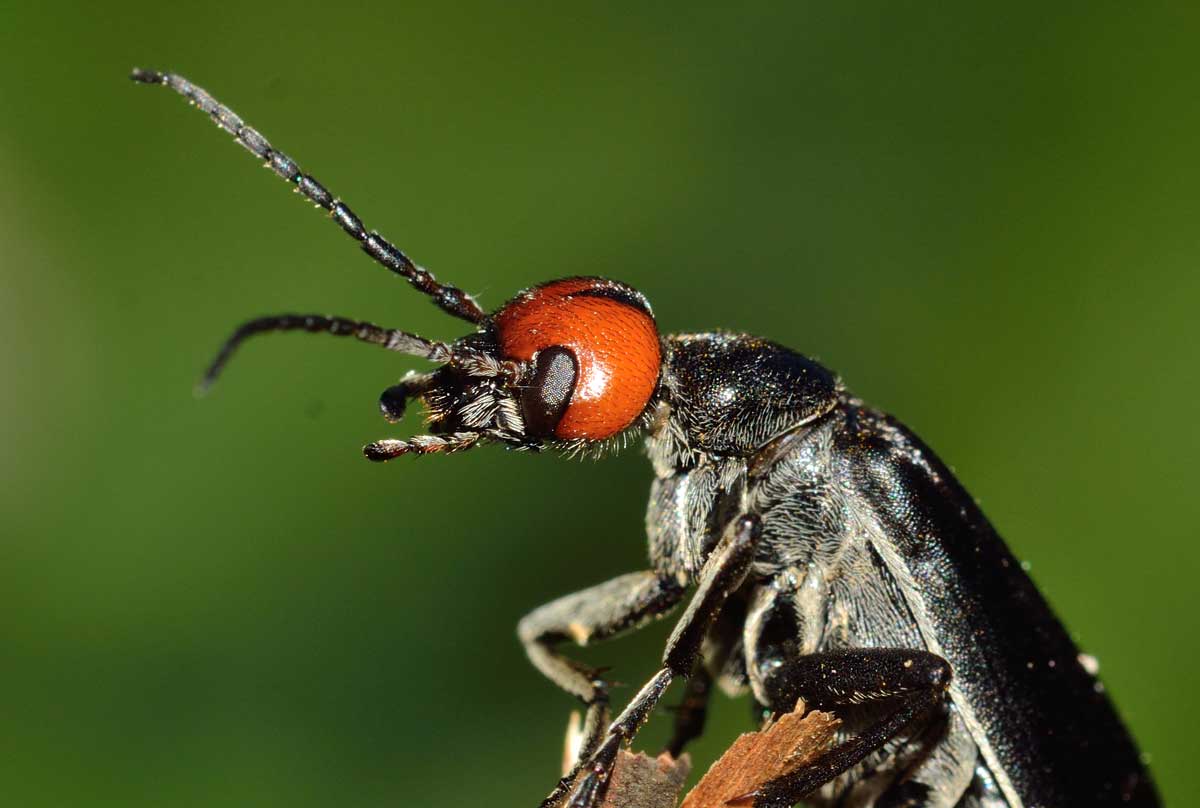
<box><xmin>130</xmin><ymin>67</ymin><xmax>164</xmax><ymax>84</ymax></box>
<box><xmin>193</xmin><ymin>375</ymin><xmax>216</xmax><ymax>399</ymax></box>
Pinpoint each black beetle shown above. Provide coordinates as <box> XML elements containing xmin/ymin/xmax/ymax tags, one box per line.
<box><xmin>133</xmin><ymin>68</ymin><xmax>1159</xmax><ymax>808</ymax></box>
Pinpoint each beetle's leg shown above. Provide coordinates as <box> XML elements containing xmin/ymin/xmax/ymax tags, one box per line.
<box><xmin>872</xmin><ymin>706</ymin><xmax>959</xmax><ymax>808</ymax></box>
<box><xmin>663</xmin><ymin>663</ymin><xmax>712</xmax><ymax>757</ymax></box>
<box><xmin>519</xmin><ymin>571</ymin><xmax>687</xmax><ymax>806</ymax></box>
<box><xmin>555</xmin><ymin>514</ymin><xmax>762</xmax><ymax>808</ymax></box>
<box><xmin>731</xmin><ymin>648</ymin><xmax>952</xmax><ymax>808</ymax></box>
<box><xmin>664</xmin><ymin>592</ymin><xmax>746</xmax><ymax>757</ymax></box>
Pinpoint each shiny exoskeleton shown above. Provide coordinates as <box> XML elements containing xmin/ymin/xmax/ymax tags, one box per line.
<box><xmin>134</xmin><ymin>69</ymin><xmax>1160</xmax><ymax>808</ymax></box>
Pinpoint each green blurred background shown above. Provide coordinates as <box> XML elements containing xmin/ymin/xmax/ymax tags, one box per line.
<box><xmin>1</xmin><ymin>2</ymin><xmax>1195</xmax><ymax>805</ymax></box>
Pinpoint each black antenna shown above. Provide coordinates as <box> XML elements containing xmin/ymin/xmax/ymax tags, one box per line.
<box><xmin>131</xmin><ymin>68</ymin><xmax>487</xmax><ymax>324</ymax></box>
<box><xmin>198</xmin><ymin>314</ymin><xmax>451</xmax><ymax>395</ymax></box>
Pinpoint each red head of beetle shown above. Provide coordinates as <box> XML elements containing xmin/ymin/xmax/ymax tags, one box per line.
<box><xmin>493</xmin><ymin>278</ymin><xmax>662</xmax><ymax>442</ymax></box>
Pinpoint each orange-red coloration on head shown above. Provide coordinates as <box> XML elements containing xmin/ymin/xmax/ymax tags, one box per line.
<box><xmin>494</xmin><ymin>278</ymin><xmax>662</xmax><ymax>441</ymax></box>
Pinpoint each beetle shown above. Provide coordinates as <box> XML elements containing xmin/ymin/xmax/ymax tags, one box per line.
<box><xmin>132</xmin><ymin>68</ymin><xmax>1160</xmax><ymax>808</ymax></box>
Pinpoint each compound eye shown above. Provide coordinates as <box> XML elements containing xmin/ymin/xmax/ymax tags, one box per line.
<box><xmin>521</xmin><ymin>346</ymin><xmax>578</xmax><ymax>437</ymax></box>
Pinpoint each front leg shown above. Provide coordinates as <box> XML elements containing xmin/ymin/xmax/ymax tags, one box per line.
<box><xmin>519</xmin><ymin>571</ymin><xmax>687</xmax><ymax>806</ymax></box>
<box><xmin>554</xmin><ymin>514</ymin><xmax>763</xmax><ymax>808</ymax></box>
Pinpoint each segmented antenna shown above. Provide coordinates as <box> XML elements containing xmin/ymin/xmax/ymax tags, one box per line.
<box><xmin>131</xmin><ymin>68</ymin><xmax>487</xmax><ymax>325</ymax></box>
<box><xmin>198</xmin><ymin>314</ymin><xmax>452</xmax><ymax>395</ymax></box>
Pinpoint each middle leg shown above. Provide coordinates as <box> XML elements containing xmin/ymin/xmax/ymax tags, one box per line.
<box><xmin>736</xmin><ymin>648</ymin><xmax>954</xmax><ymax>807</ymax></box>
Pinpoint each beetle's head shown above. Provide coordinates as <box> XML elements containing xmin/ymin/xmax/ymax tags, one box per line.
<box><xmin>203</xmin><ymin>277</ymin><xmax>665</xmax><ymax>460</ymax></box>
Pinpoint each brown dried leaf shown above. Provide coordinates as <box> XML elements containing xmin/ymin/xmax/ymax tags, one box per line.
<box><xmin>680</xmin><ymin>706</ymin><xmax>839</xmax><ymax>808</ymax></box>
